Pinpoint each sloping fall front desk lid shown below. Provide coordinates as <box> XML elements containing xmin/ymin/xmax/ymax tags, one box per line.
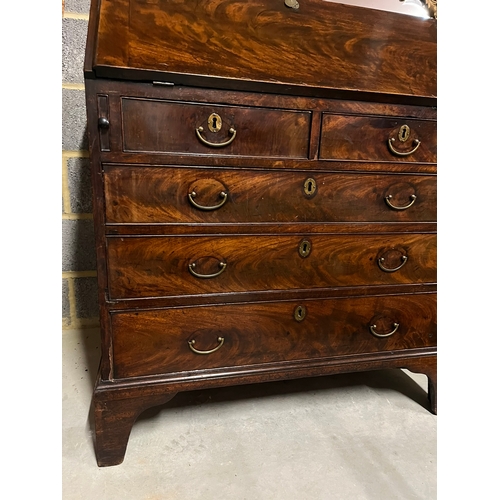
<box><xmin>85</xmin><ymin>0</ymin><xmax>437</xmax><ymax>103</ymax></box>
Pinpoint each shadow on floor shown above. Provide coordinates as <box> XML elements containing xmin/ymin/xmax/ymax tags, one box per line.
<box><xmin>136</xmin><ymin>368</ymin><xmax>431</xmax><ymax>423</ymax></box>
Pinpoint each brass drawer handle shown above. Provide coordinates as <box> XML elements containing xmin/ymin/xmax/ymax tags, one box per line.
<box><xmin>370</xmin><ymin>322</ymin><xmax>399</xmax><ymax>338</ymax></box>
<box><xmin>388</xmin><ymin>137</ymin><xmax>421</xmax><ymax>156</ymax></box>
<box><xmin>378</xmin><ymin>255</ymin><xmax>408</xmax><ymax>273</ymax></box>
<box><xmin>196</xmin><ymin>126</ymin><xmax>237</xmax><ymax>148</ymax></box>
<box><xmin>188</xmin><ymin>337</ymin><xmax>225</xmax><ymax>355</ymax></box>
<box><xmin>188</xmin><ymin>261</ymin><xmax>227</xmax><ymax>279</ymax></box>
<box><xmin>385</xmin><ymin>194</ymin><xmax>417</xmax><ymax>211</ymax></box>
<box><xmin>188</xmin><ymin>190</ymin><xmax>228</xmax><ymax>211</ymax></box>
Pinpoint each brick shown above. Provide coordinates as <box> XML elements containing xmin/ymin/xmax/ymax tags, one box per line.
<box><xmin>62</xmin><ymin>219</ymin><xmax>96</xmax><ymax>272</ymax></box>
<box><xmin>62</xmin><ymin>279</ymin><xmax>71</xmax><ymax>320</ymax></box>
<box><xmin>62</xmin><ymin>88</ymin><xmax>88</xmax><ymax>150</ymax></box>
<box><xmin>67</xmin><ymin>157</ymin><xmax>92</xmax><ymax>213</ymax></box>
<box><xmin>65</xmin><ymin>0</ymin><xmax>91</xmax><ymax>14</ymax></box>
<box><xmin>73</xmin><ymin>277</ymin><xmax>99</xmax><ymax>318</ymax></box>
<box><xmin>62</xmin><ymin>18</ymin><xmax>88</xmax><ymax>84</ymax></box>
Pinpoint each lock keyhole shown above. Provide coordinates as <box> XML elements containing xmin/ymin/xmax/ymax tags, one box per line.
<box><xmin>298</xmin><ymin>238</ymin><xmax>312</xmax><ymax>258</ymax></box>
<box><xmin>303</xmin><ymin>177</ymin><xmax>317</xmax><ymax>197</ymax></box>
<box><xmin>208</xmin><ymin>113</ymin><xmax>222</xmax><ymax>133</ymax></box>
<box><xmin>294</xmin><ymin>305</ymin><xmax>307</xmax><ymax>322</ymax></box>
<box><xmin>398</xmin><ymin>124</ymin><xmax>411</xmax><ymax>143</ymax></box>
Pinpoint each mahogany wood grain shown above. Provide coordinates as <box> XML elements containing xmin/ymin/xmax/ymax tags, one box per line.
<box><xmin>121</xmin><ymin>98</ymin><xmax>311</xmax><ymax>158</ymax></box>
<box><xmin>95</xmin><ymin>79</ymin><xmax>437</xmax><ymax>120</ymax></box>
<box><xmin>97</xmin><ymin>95</ymin><xmax>110</xmax><ymax>151</ymax></box>
<box><xmin>111</xmin><ymin>293</ymin><xmax>437</xmax><ymax>378</ymax></box>
<box><xmin>100</xmin><ymin>153</ymin><xmax>438</xmax><ymax>174</ymax></box>
<box><xmin>107</xmin><ymin>94</ymin><xmax>123</xmax><ymax>153</ymax></box>
<box><xmin>105</xmin><ymin>222</ymin><xmax>437</xmax><ymax>237</ymax></box>
<box><xmin>104</xmin><ymin>166</ymin><xmax>437</xmax><ymax>224</ymax></box>
<box><xmin>320</xmin><ymin>114</ymin><xmax>437</xmax><ymax>163</ymax></box>
<box><xmin>106</xmin><ymin>233</ymin><xmax>436</xmax><ymax>299</ymax></box>
<box><xmin>85</xmin><ymin>79</ymin><xmax>114</xmax><ymax>379</ymax></box>
<box><xmin>92</xmin><ymin>0</ymin><xmax>436</xmax><ymax>100</ymax></box>
<box><xmin>93</xmin><ymin>387</ymin><xmax>177</xmax><ymax>466</ymax></box>
<box><xmin>85</xmin><ymin>0</ymin><xmax>437</xmax><ymax>467</ymax></box>
<box><xmin>103</xmin><ymin>283</ymin><xmax>437</xmax><ymax>313</ymax></box>
<box><xmin>309</xmin><ymin>111</ymin><xmax>322</xmax><ymax>160</ymax></box>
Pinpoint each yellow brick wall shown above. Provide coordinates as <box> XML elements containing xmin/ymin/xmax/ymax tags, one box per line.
<box><xmin>62</xmin><ymin>2</ymin><xmax>98</xmax><ymax>330</ymax></box>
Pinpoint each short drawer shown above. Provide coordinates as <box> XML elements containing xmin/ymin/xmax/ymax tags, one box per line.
<box><xmin>121</xmin><ymin>98</ymin><xmax>311</xmax><ymax>158</ymax></box>
<box><xmin>111</xmin><ymin>293</ymin><xmax>437</xmax><ymax>378</ymax></box>
<box><xmin>107</xmin><ymin>234</ymin><xmax>436</xmax><ymax>300</ymax></box>
<box><xmin>104</xmin><ymin>166</ymin><xmax>436</xmax><ymax>223</ymax></box>
<box><xmin>320</xmin><ymin>114</ymin><xmax>436</xmax><ymax>162</ymax></box>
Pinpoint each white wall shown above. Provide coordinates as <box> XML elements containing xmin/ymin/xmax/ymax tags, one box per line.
<box><xmin>322</xmin><ymin>0</ymin><xmax>431</xmax><ymax>18</ymax></box>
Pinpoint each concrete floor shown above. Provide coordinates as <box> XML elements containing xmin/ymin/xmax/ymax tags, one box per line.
<box><xmin>62</xmin><ymin>328</ymin><xmax>436</xmax><ymax>500</ymax></box>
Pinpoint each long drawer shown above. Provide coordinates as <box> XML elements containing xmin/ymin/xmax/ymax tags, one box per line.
<box><xmin>121</xmin><ymin>98</ymin><xmax>311</xmax><ymax>158</ymax></box>
<box><xmin>111</xmin><ymin>293</ymin><xmax>437</xmax><ymax>378</ymax></box>
<box><xmin>104</xmin><ymin>166</ymin><xmax>437</xmax><ymax>224</ymax></box>
<box><xmin>107</xmin><ymin>233</ymin><xmax>436</xmax><ymax>299</ymax></box>
<box><xmin>320</xmin><ymin>114</ymin><xmax>436</xmax><ymax>163</ymax></box>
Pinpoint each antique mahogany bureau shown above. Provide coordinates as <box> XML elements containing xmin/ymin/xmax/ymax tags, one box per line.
<box><xmin>84</xmin><ymin>0</ymin><xmax>437</xmax><ymax>466</ymax></box>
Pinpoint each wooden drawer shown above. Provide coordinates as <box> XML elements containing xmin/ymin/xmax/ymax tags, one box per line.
<box><xmin>320</xmin><ymin>114</ymin><xmax>436</xmax><ymax>163</ymax></box>
<box><xmin>111</xmin><ymin>293</ymin><xmax>437</xmax><ymax>378</ymax></box>
<box><xmin>121</xmin><ymin>98</ymin><xmax>311</xmax><ymax>158</ymax></box>
<box><xmin>107</xmin><ymin>234</ymin><xmax>436</xmax><ymax>299</ymax></box>
<box><xmin>104</xmin><ymin>166</ymin><xmax>436</xmax><ymax>224</ymax></box>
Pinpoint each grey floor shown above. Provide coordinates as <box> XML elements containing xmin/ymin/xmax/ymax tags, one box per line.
<box><xmin>62</xmin><ymin>328</ymin><xmax>436</xmax><ymax>499</ymax></box>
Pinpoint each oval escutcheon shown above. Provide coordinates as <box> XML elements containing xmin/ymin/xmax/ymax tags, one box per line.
<box><xmin>398</xmin><ymin>124</ymin><xmax>411</xmax><ymax>143</ymax></box>
<box><xmin>303</xmin><ymin>177</ymin><xmax>317</xmax><ymax>198</ymax></box>
<box><xmin>294</xmin><ymin>305</ymin><xmax>307</xmax><ymax>322</ymax></box>
<box><xmin>285</xmin><ymin>0</ymin><xmax>300</xmax><ymax>9</ymax></box>
<box><xmin>298</xmin><ymin>239</ymin><xmax>312</xmax><ymax>258</ymax></box>
<box><xmin>207</xmin><ymin>113</ymin><xmax>222</xmax><ymax>133</ymax></box>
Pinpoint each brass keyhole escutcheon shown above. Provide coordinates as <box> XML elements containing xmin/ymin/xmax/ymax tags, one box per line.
<box><xmin>398</xmin><ymin>124</ymin><xmax>411</xmax><ymax>143</ymax></box>
<box><xmin>285</xmin><ymin>0</ymin><xmax>299</xmax><ymax>9</ymax></box>
<box><xmin>298</xmin><ymin>239</ymin><xmax>312</xmax><ymax>258</ymax></box>
<box><xmin>294</xmin><ymin>305</ymin><xmax>306</xmax><ymax>322</ymax></box>
<box><xmin>208</xmin><ymin>113</ymin><xmax>222</xmax><ymax>133</ymax></box>
<box><xmin>303</xmin><ymin>177</ymin><xmax>317</xmax><ymax>197</ymax></box>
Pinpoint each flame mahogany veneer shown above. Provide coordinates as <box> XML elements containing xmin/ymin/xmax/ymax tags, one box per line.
<box><xmin>85</xmin><ymin>0</ymin><xmax>437</xmax><ymax>466</ymax></box>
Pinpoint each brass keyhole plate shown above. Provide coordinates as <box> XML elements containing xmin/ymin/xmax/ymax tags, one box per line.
<box><xmin>298</xmin><ymin>239</ymin><xmax>312</xmax><ymax>258</ymax></box>
<box><xmin>303</xmin><ymin>177</ymin><xmax>317</xmax><ymax>197</ymax></box>
<box><xmin>294</xmin><ymin>305</ymin><xmax>306</xmax><ymax>322</ymax></box>
<box><xmin>208</xmin><ymin>113</ymin><xmax>222</xmax><ymax>133</ymax></box>
<box><xmin>398</xmin><ymin>124</ymin><xmax>411</xmax><ymax>143</ymax></box>
<box><xmin>285</xmin><ymin>0</ymin><xmax>299</xmax><ymax>9</ymax></box>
